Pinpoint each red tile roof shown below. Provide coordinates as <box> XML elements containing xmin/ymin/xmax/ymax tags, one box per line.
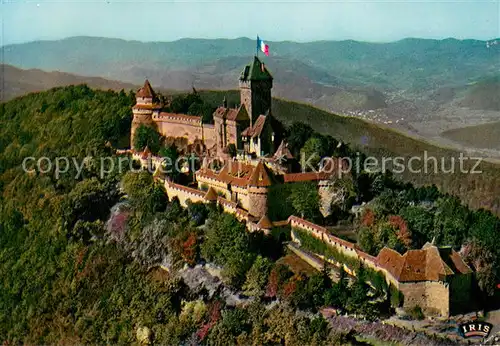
<box><xmin>136</xmin><ymin>79</ymin><xmax>156</xmax><ymax>98</ymax></box>
<box><xmin>283</xmin><ymin>172</ymin><xmax>329</xmax><ymax>183</ymax></box>
<box><xmin>376</xmin><ymin>244</ymin><xmax>470</xmax><ymax>282</ymax></box>
<box><xmin>219</xmin><ymin>162</ymin><xmax>256</xmax><ymax>186</ymax></box>
<box><xmin>273</xmin><ymin>140</ymin><xmax>294</xmax><ymax>161</ymax></box>
<box><xmin>257</xmin><ymin>215</ymin><xmax>273</xmax><ymax>229</ymax></box>
<box><xmin>197</xmin><ymin>161</ymin><xmax>273</xmax><ymax>187</ymax></box>
<box><xmin>213</xmin><ymin>106</ymin><xmax>248</xmax><ymax>121</ymax></box>
<box><xmin>204</xmin><ymin>187</ymin><xmax>218</xmax><ymax>201</ymax></box>
<box><xmin>242</xmin><ymin>115</ymin><xmax>267</xmax><ymax>138</ymax></box>
<box><xmin>248</xmin><ymin>161</ymin><xmax>272</xmax><ymax>187</ymax></box>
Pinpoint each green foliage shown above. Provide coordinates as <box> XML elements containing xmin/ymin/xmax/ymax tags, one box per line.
<box><xmin>389</xmin><ymin>284</ymin><xmax>403</xmax><ymax>308</ymax></box>
<box><xmin>4</xmin><ymin>84</ymin><xmax>500</xmax><ymax>342</ymax></box>
<box><xmin>292</xmin><ymin>228</ymin><xmax>359</xmax><ymax>271</ymax></box>
<box><xmin>399</xmin><ymin>205</ymin><xmax>434</xmax><ymax>248</ymax></box>
<box><xmin>201</xmin><ymin>212</ymin><xmax>256</xmax><ymax>287</ymax></box>
<box><xmin>0</xmin><ymin>85</ymin><xmax>132</xmax><ymax>175</ymax></box>
<box><xmin>158</xmin><ymin>144</ymin><xmax>180</xmax><ymax>181</ymax></box>
<box><xmin>287</xmin><ymin>122</ymin><xmax>314</xmax><ymax>156</ymax></box>
<box><xmin>406</xmin><ymin>305</ymin><xmax>424</xmax><ymax>320</ymax></box>
<box><xmin>63</xmin><ymin>177</ymin><xmax>119</xmax><ymax>230</ymax></box>
<box><xmin>267</xmin><ymin>183</ymin><xmax>295</xmax><ymax>221</ymax></box>
<box><xmin>358</xmin><ymin>227</ymin><xmax>377</xmax><ymax>255</ymax></box>
<box><xmin>289</xmin><ymin>181</ymin><xmax>320</xmax><ymax>220</ymax></box>
<box><xmin>432</xmin><ymin>196</ymin><xmax>470</xmax><ymax>247</ymax></box>
<box><xmin>300</xmin><ymin>136</ymin><xmax>328</xmax><ymax>169</ymax></box>
<box><xmin>121</xmin><ymin>171</ymin><xmax>167</xmax><ymax>216</ymax></box>
<box><xmin>167</xmin><ymin>90</ymin><xmax>216</xmax><ymax>124</ymax></box>
<box><xmin>186</xmin><ymin>200</ymin><xmax>209</xmax><ymax>227</ymax></box>
<box><xmin>133</xmin><ymin>125</ymin><xmax>161</xmax><ymax>154</ymax></box>
<box><xmin>242</xmin><ymin>255</ymin><xmax>273</xmax><ymax>297</ymax></box>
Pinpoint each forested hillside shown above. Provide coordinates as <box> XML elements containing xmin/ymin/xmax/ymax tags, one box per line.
<box><xmin>1</xmin><ymin>85</ymin><xmax>500</xmax><ymax>344</ymax></box>
<box><xmin>0</xmin><ymin>86</ymin><xmax>351</xmax><ymax>344</ymax></box>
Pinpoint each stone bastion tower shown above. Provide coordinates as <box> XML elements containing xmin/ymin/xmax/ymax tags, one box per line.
<box><xmin>131</xmin><ymin>80</ymin><xmax>161</xmax><ymax>149</ymax></box>
<box><xmin>247</xmin><ymin>161</ymin><xmax>272</xmax><ymax>218</ymax></box>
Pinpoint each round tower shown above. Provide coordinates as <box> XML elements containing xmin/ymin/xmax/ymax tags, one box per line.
<box><xmin>131</xmin><ymin>80</ymin><xmax>161</xmax><ymax>149</ymax></box>
<box><xmin>247</xmin><ymin>161</ymin><xmax>272</xmax><ymax>218</ymax></box>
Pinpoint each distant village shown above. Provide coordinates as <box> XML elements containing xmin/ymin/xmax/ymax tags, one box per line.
<box><xmin>120</xmin><ymin>56</ymin><xmax>474</xmax><ymax>318</ymax></box>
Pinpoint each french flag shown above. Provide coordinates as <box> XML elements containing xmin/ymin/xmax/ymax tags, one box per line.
<box><xmin>257</xmin><ymin>36</ymin><xmax>269</xmax><ymax>56</ymax></box>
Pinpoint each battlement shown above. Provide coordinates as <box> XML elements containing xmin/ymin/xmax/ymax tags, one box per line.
<box><xmin>153</xmin><ymin>112</ymin><xmax>203</xmax><ymax>126</ymax></box>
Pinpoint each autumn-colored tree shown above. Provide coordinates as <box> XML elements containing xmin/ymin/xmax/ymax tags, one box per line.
<box><xmin>181</xmin><ymin>233</ymin><xmax>198</xmax><ymax>266</ymax></box>
<box><xmin>265</xmin><ymin>264</ymin><xmax>293</xmax><ymax>298</ymax></box>
<box><xmin>265</xmin><ymin>268</ymin><xmax>279</xmax><ymax>298</ymax></box>
<box><xmin>461</xmin><ymin>240</ymin><xmax>498</xmax><ymax>296</ymax></box>
<box><xmin>196</xmin><ymin>301</ymin><xmax>222</xmax><ymax>341</ymax></box>
<box><xmin>361</xmin><ymin>208</ymin><xmax>375</xmax><ymax>227</ymax></box>
<box><xmin>282</xmin><ymin>277</ymin><xmax>298</xmax><ymax>299</ymax></box>
<box><xmin>388</xmin><ymin>215</ymin><xmax>412</xmax><ymax>248</ymax></box>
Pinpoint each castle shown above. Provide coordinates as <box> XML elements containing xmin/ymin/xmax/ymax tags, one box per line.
<box><xmin>130</xmin><ymin>56</ymin><xmax>343</xmax><ymax>220</ymax></box>
<box><xmin>128</xmin><ymin>56</ymin><xmax>474</xmax><ymax>318</ymax></box>
<box><xmin>131</xmin><ymin>56</ymin><xmax>278</xmax><ymax>159</ymax></box>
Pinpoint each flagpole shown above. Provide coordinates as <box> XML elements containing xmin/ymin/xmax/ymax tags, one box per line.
<box><xmin>256</xmin><ymin>35</ymin><xmax>259</xmax><ymax>57</ymax></box>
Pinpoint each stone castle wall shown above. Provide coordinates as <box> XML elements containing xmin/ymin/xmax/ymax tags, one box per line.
<box><xmin>152</xmin><ymin>116</ymin><xmax>218</xmax><ymax>151</ymax></box>
<box><xmin>399</xmin><ymin>281</ymin><xmax>450</xmax><ymax>317</ymax></box>
<box><xmin>131</xmin><ymin>109</ymin><xmax>155</xmax><ymax>147</ymax></box>
<box><xmin>232</xmin><ymin>185</ymin><xmax>250</xmax><ymax>211</ymax></box>
<box><xmin>164</xmin><ymin>181</ymin><xmax>205</xmax><ymax>207</ymax></box>
<box><xmin>153</xmin><ymin>115</ymin><xmax>205</xmax><ymax>144</ymax></box>
<box><xmin>202</xmin><ymin>124</ymin><xmax>216</xmax><ymax>149</ymax></box>
<box><xmin>196</xmin><ymin>175</ymin><xmax>231</xmax><ymax>200</ymax></box>
<box><xmin>288</xmin><ymin>215</ymin><xmax>454</xmax><ymax>317</ymax></box>
<box><xmin>163</xmin><ymin>180</ymin><xmax>248</xmax><ymax>222</ymax></box>
<box><xmin>248</xmin><ymin>186</ymin><xmax>268</xmax><ymax>219</ymax></box>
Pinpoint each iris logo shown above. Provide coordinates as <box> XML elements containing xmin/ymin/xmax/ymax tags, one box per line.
<box><xmin>459</xmin><ymin>321</ymin><xmax>493</xmax><ymax>339</ymax></box>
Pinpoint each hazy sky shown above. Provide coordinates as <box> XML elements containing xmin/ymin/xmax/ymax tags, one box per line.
<box><xmin>1</xmin><ymin>0</ymin><xmax>499</xmax><ymax>45</ymax></box>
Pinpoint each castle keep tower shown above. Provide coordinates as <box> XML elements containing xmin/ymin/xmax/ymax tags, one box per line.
<box><xmin>239</xmin><ymin>56</ymin><xmax>273</xmax><ymax>126</ymax></box>
<box><xmin>131</xmin><ymin>80</ymin><xmax>161</xmax><ymax>149</ymax></box>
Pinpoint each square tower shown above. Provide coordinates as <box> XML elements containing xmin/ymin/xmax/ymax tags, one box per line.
<box><xmin>239</xmin><ymin>56</ymin><xmax>273</xmax><ymax>126</ymax></box>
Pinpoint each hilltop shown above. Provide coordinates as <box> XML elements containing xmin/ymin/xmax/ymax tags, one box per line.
<box><xmin>0</xmin><ymin>64</ymin><xmax>137</xmax><ymax>102</ymax></box>
<box><xmin>442</xmin><ymin>121</ymin><xmax>500</xmax><ymax>150</ymax></box>
<box><xmin>459</xmin><ymin>75</ymin><xmax>500</xmax><ymax>111</ymax></box>
<box><xmin>3</xmin><ymin>85</ymin><xmax>482</xmax><ymax>345</ymax></box>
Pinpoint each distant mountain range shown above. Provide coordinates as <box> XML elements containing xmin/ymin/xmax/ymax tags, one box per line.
<box><xmin>2</xmin><ymin>36</ymin><xmax>500</xmax><ymax>155</ymax></box>
<box><xmin>3</xmin><ymin>36</ymin><xmax>499</xmax><ymax>96</ymax></box>
<box><xmin>3</xmin><ymin>36</ymin><xmax>499</xmax><ymax>91</ymax></box>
